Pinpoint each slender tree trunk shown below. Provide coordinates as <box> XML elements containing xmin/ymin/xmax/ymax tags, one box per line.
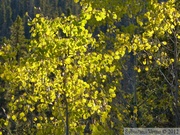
<box><xmin>173</xmin><ymin>31</ymin><xmax>179</xmax><ymax>127</ymax></box>
<box><xmin>121</xmin><ymin>53</ymin><xmax>137</xmax><ymax>127</ymax></box>
<box><xmin>63</xmin><ymin>52</ymin><xmax>69</xmax><ymax>135</ymax></box>
<box><xmin>132</xmin><ymin>54</ymin><xmax>137</xmax><ymax>128</ymax></box>
<box><xmin>65</xmin><ymin>96</ymin><xmax>69</xmax><ymax>135</ymax></box>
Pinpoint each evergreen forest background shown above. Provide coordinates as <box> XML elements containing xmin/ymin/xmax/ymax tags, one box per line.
<box><xmin>0</xmin><ymin>0</ymin><xmax>180</xmax><ymax>134</ymax></box>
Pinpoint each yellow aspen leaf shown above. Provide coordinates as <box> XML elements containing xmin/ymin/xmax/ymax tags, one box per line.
<box><xmin>143</xmin><ymin>59</ymin><xmax>146</xmax><ymax>65</ymax></box>
<box><xmin>156</xmin><ymin>60</ymin><xmax>161</xmax><ymax>65</ymax></box>
<box><xmin>168</xmin><ymin>29</ymin><xmax>172</xmax><ymax>34</ymax></box>
<box><xmin>82</xmin><ymin>98</ymin><xmax>86</xmax><ymax>103</ymax></box>
<box><xmin>109</xmin><ymin>88</ymin><xmax>114</xmax><ymax>94</ymax></box>
<box><xmin>50</xmin><ymin>117</ymin><xmax>54</xmax><ymax>120</ymax></box>
<box><xmin>19</xmin><ymin>112</ymin><xmax>25</xmax><ymax>119</ymax></box>
<box><xmin>113</xmin><ymin>13</ymin><xmax>117</xmax><ymax>20</ymax></box>
<box><xmin>152</xmin><ymin>46</ymin><xmax>159</xmax><ymax>52</ymax></box>
<box><xmin>117</xmin><ymin>114</ymin><xmax>122</xmax><ymax>121</ymax></box>
<box><xmin>45</xmin><ymin>29</ymin><xmax>51</xmax><ymax>36</ymax></box>
<box><xmin>0</xmin><ymin>50</ymin><xmax>4</xmax><ymax>56</ymax></box>
<box><xmin>109</xmin><ymin>66</ymin><xmax>115</xmax><ymax>72</ymax></box>
<box><xmin>39</xmin><ymin>116</ymin><xmax>43</xmax><ymax>120</ymax></box>
<box><xmin>133</xmin><ymin>43</ymin><xmax>137</xmax><ymax>51</ymax></box>
<box><xmin>133</xmin><ymin>106</ymin><xmax>138</xmax><ymax>114</ymax></box>
<box><xmin>146</xmin><ymin>31</ymin><xmax>154</xmax><ymax>37</ymax></box>
<box><xmin>105</xmin><ymin>66</ymin><xmax>109</xmax><ymax>72</ymax></box>
<box><xmin>37</xmin><ymin>123</ymin><xmax>41</xmax><ymax>128</ymax></box>
<box><xmin>145</xmin><ymin>66</ymin><xmax>149</xmax><ymax>71</ymax></box>
<box><xmin>12</xmin><ymin>115</ymin><xmax>17</xmax><ymax>121</ymax></box>
<box><xmin>158</xmin><ymin>44</ymin><xmax>161</xmax><ymax>47</ymax></box>
<box><xmin>40</xmin><ymin>98</ymin><xmax>44</xmax><ymax>102</ymax></box>
<box><xmin>74</xmin><ymin>0</ymin><xmax>79</xmax><ymax>3</ymax></box>
<box><xmin>87</xmin><ymin>6</ymin><xmax>92</xmax><ymax>12</ymax></box>
<box><xmin>154</xmin><ymin>27</ymin><xmax>159</xmax><ymax>31</ymax></box>
<box><xmin>137</xmin><ymin>68</ymin><xmax>141</xmax><ymax>73</ymax></box>
<box><xmin>102</xmin><ymin>75</ymin><xmax>106</xmax><ymax>79</ymax></box>
<box><xmin>145</xmin><ymin>44</ymin><xmax>151</xmax><ymax>50</ymax></box>
<box><xmin>101</xmin><ymin>112</ymin><xmax>108</xmax><ymax>124</ymax></box>
<box><xmin>114</xmin><ymin>55</ymin><xmax>120</xmax><ymax>60</ymax></box>
<box><xmin>64</xmin><ymin>57</ymin><xmax>71</xmax><ymax>65</ymax></box>
<box><xmin>83</xmin><ymin>114</ymin><xmax>88</xmax><ymax>119</ymax></box>
<box><xmin>23</xmin><ymin>117</ymin><xmax>27</xmax><ymax>122</ymax></box>
<box><xmin>95</xmin><ymin>15</ymin><xmax>102</xmax><ymax>21</ymax></box>
<box><xmin>111</xmin><ymin>93</ymin><xmax>116</xmax><ymax>98</ymax></box>
<box><xmin>87</xmin><ymin>102</ymin><xmax>92</xmax><ymax>107</ymax></box>
<box><xmin>134</xmin><ymin>38</ymin><xmax>138</xmax><ymax>43</ymax></box>
<box><xmin>4</xmin><ymin>120</ymin><xmax>8</xmax><ymax>126</ymax></box>
<box><xmin>149</xmin><ymin>56</ymin><xmax>152</xmax><ymax>59</ymax></box>
<box><xmin>136</xmin><ymin>17</ymin><xmax>143</xmax><ymax>26</ymax></box>
<box><xmin>30</xmin><ymin>107</ymin><xmax>35</xmax><ymax>112</ymax></box>
<box><xmin>31</xmin><ymin>78</ymin><xmax>36</xmax><ymax>82</ymax></box>
<box><xmin>34</xmin><ymin>117</ymin><xmax>37</xmax><ymax>121</ymax></box>
<box><xmin>170</xmin><ymin>58</ymin><xmax>174</xmax><ymax>63</ymax></box>
<box><xmin>85</xmin><ymin>14</ymin><xmax>91</xmax><ymax>20</ymax></box>
<box><xmin>171</xmin><ymin>25</ymin><xmax>175</xmax><ymax>29</ymax></box>
<box><xmin>93</xmin><ymin>106</ymin><xmax>98</xmax><ymax>111</ymax></box>
<box><xmin>35</xmin><ymin>14</ymin><xmax>40</xmax><ymax>18</ymax></box>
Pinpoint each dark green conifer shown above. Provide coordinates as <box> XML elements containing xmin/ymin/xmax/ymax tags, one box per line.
<box><xmin>9</xmin><ymin>16</ymin><xmax>27</xmax><ymax>61</ymax></box>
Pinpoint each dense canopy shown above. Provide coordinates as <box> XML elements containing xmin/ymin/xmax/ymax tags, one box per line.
<box><xmin>0</xmin><ymin>0</ymin><xmax>180</xmax><ymax>134</ymax></box>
